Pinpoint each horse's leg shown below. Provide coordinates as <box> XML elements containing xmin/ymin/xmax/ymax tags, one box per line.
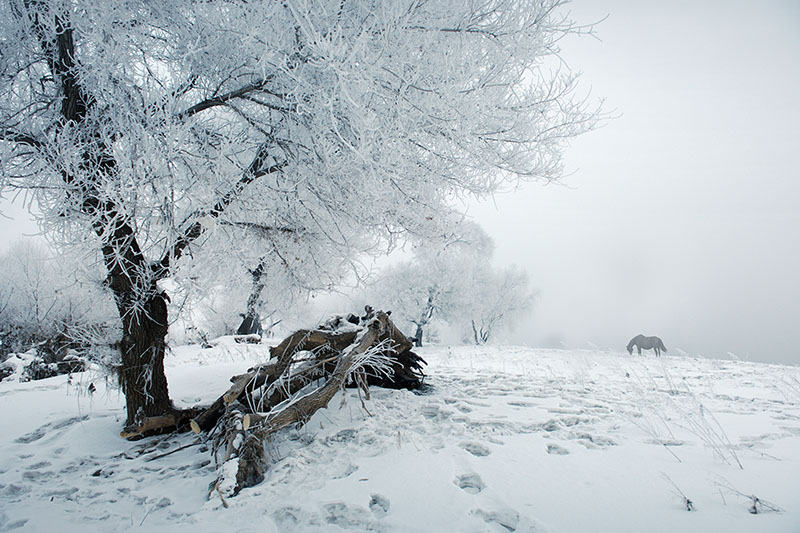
<box><xmin>637</xmin><ymin>346</ymin><xmax>642</xmax><ymax>356</ymax></box>
<box><xmin>655</xmin><ymin>347</ymin><xmax>660</xmax><ymax>357</ymax></box>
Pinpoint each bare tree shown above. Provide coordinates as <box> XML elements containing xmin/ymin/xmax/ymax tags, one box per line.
<box><xmin>366</xmin><ymin>223</ymin><xmax>532</xmax><ymax>346</ymax></box>
<box><xmin>0</xmin><ymin>0</ymin><xmax>599</xmax><ymax>435</ymax></box>
<box><xmin>466</xmin><ymin>265</ymin><xmax>534</xmax><ymax>345</ymax></box>
<box><xmin>364</xmin><ymin>222</ymin><xmax>488</xmax><ymax>345</ymax></box>
<box><xmin>0</xmin><ymin>240</ymin><xmax>116</xmax><ymax>358</ymax></box>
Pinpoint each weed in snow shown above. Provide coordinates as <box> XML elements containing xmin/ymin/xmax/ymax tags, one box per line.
<box><xmin>713</xmin><ymin>475</ymin><xmax>783</xmax><ymax>515</ymax></box>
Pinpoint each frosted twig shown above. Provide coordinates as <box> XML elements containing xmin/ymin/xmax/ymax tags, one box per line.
<box><xmin>661</xmin><ymin>473</ymin><xmax>693</xmax><ymax>511</ymax></box>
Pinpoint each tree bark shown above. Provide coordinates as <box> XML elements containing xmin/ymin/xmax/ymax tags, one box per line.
<box><xmin>237</xmin><ymin>259</ymin><xmax>266</xmax><ymax>336</ymax></box>
<box><xmin>117</xmin><ymin>290</ymin><xmax>174</xmax><ymax>429</ymax></box>
<box><xmin>413</xmin><ymin>323</ymin><xmax>424</xmax><ymax>348</ymax></box>
<box><xmin>413</xmin><ymin>288</ymin><xmax>437</xmax><ymax>347</ymax></box>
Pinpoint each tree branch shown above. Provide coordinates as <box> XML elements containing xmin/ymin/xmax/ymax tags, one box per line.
<box><xmin>176</xmin><ymin>77</ymin><xmax>275</xmax><ymax>120</ymax></box>
<box><xmin>157</xmin><ymin>142</ymin><xmax>287</xmax><ymax>276</ymax></box>
<box><xmin>0</xmin><ymin>129</ymin><xmax>45</xmax><ymax>149</ymax></box>
<box><xmin>217</xmin><ymin>220</ymin><xmax>299</xmax><ymax>237</ymax></box>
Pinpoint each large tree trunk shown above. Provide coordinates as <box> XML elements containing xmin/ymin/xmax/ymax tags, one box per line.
<box><xmin>118</xmin><ymin>291</ymin><xmax>173</xmax><ymax>426</ymax></box>
<box><xmin>21</xmin><ymin>6</ymin><xmax>177</xmax><ymax>434</ymax></box>
<box><xmin>23</xmin><ymin>4</ymin><xmax>283</xmax><ymax>440</ymax></box>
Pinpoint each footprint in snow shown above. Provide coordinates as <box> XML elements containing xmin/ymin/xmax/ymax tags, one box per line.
<box><xmin>369</xmin><ymin>493</ymin><xmax>390</xmax><ymax>517</ymax></box>
<box><xmin>573</xmin><ymin>433</ymin><xmax>616</xmax><ymax>449</ymax></box>
<box><xmin>461</xmin><ymin>442</ymin><xmax>491</xmax><ymax>457</ymax></box>
<box><xmin>323</xmin><ymin>502</ymin><xmax>379</xmax><ymax>530</ymax></box>
<box><xmin>545</xmin><ymin>443</ymin><xmax>570</xmax><ymax>455</ymax></box>
<box><xmin>273</xmin><ymin>506</ymin><xmax>305</xmax><ymax>529</ymax></box>
<box><xmin>1</xmin><ymin>483</ymin><xmax>31</xmax><ymax>500</ymax></box>
<box><xmin>421</xmin><ymin>405</ymin><xmax>440</xmax><ymax>419</ymax></box>
<box><xmin>455</xmin><ymin>473</ymin><xmax>485</xmax><ymax>494</ymax></box>
<box><xmin>2</xmin><ymin>518</ymin><xmax>29</xmax><ymax>531</ymax></box>
<box><xmin>331</xmin><ymin>463</ymin><xmax>359</xmax><ymax>480</ymax></box>
<box><xmin>325</xmin><ymin>429</ymin><xmax>358</xmax><ymax>445</ymax></box>
<box><xmin>471</xmin><ymin>508</ymin><xmax>520</xmax><ymax>532</ymax></box>
<box><xmin>13</xmin><ymin>415</ymin><xmax>89</xmax><ymax>443</ymax></box>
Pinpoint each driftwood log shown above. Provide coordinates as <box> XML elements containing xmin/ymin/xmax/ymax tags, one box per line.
<box><xmin>188</xmin><ymin>309</ymin><xmax>425</xmax><ymax>497</ymax></box>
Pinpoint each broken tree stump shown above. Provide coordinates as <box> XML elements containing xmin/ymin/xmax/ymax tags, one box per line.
<box><xmin>199</xmin><ymin>309</ymin><xmax>425</xmax><ymax>497</ymax></box>
<box><xmin>191</xmin><ymin>309</ymin><xmax>424</xmax><ymax>435</ymax></box>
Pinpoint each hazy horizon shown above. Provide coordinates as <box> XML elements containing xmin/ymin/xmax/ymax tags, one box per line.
<box><xmin>468</xmin><ymin>0</ymin><xmax>800</xmax><ymax>364</ymax></box>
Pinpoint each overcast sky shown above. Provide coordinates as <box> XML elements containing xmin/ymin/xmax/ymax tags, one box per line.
<box><xmin>469</xmin><ymin>0</ymin><xmax>800</xmax><ymax>363</ymax></box>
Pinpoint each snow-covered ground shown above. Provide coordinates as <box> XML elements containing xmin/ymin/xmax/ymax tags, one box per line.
<box><xmin>1</xmin><ymin>342</ymin><xmax>799</xmax><ymax>532</ymax></box>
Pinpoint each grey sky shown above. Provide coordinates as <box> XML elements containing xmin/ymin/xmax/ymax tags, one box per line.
<box><xmin>470</xmin><ymin>0</ymin><xmax>800</xmax><ymax>363</ymax></box>
<box><xmin>0</xmin><ymin>196</ymin><xmax>37</xmax><ymax>249</ymax></box>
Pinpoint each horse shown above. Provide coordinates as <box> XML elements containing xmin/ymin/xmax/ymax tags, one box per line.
<box><xmin>627</xmin><ymin>334</ymin><xmax>667</xmax><ymax>357</ymax></box>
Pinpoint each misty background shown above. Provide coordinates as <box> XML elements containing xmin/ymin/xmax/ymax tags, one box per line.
<box><xmin>1</xmin><ymin>0</ymin><xmax>798</xmax><ymax>364</ymax></box>
<box><xmin>468</xmin><ymin>0</ymin><xmax>800</xmax><ymax>363</ymax></box>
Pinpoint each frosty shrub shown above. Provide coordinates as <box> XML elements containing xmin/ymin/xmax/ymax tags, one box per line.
<box><xmin>0</xmin><ymin>241</ymin><xmax>118</xmax><ymax>379</ymax></box>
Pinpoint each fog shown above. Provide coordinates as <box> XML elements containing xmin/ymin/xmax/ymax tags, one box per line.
<box><xmin>469</xmin><ymin>0</ymin><xmax>800</xmax><ymax>363</ymax></box>
<box><xmin>1</xmin><ymin>1</ymin><xmax>798</xmax><ymax>365</ymax></box>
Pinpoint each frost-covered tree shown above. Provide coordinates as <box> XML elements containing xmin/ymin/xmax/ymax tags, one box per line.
<box><xmin>363</xmin><ymin>222</ymin><xmax>492</xmax><ymax>346</ymax></box>
<box><xmin>366</xmin><ymin>223</ymin><xmax>532</xmax><ymax>346</ymax></box>
<box><xmin>0</xmin><ymin>0</ymin><xmax>598</xmax><ymax>433</ymax></box>
<box><xmin>0</xmin><ymin>240</ymin><xmax>116</xmax><ymax>358</ymax></box>
<box><xmin>194</xmin><ymin>217</ymin><xmax>370</xmax><ymax>337</ymax></box>
<box><xmin>463</xmin><ymin>265</ymin><xmax>534</xmax><ymax>345</ymax></box>
<box><xmin>173</xmin><ymin>234</ymin><xmax>319</xmax><ymax>342</ymax></box>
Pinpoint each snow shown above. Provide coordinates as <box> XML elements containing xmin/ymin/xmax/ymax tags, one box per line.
<box><xmin>2</xmin><ymin>344</ymin><xmax>799</xmax><ymax>532</ymax></box>
<box><xmin>0</xmin><ymin>350</ymin><xmax>37</xmax><ymax>383</ymax></box>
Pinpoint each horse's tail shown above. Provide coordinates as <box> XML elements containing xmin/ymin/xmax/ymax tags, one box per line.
<box><xmin>659</xmin><ymin>338</ymin><xmax>667</xmax><ymax>352</ymax></box>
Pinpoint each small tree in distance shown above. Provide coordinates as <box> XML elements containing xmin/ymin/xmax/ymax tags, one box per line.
<box><xmin>364</xmin><ymin>222</ymin><xmax>533</xmax><ymax>346</ymax></box>
<box><xmin>0</xmin><ymin>240</ymin><xmax>116</xmax><ymax>360</ymax></box>
<box><xmin>464</xmin><ymin>265</ymin><xmax>535</xmax><ymax>345</ymax></box>
<box><xmin>0</xmin><ymin>0</ymin><xmax>599</xmax><ymax>435</ymax></box>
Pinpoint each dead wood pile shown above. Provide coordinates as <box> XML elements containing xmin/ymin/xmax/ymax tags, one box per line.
<box><xmin>191</xmin><ymin>308</ymin><xmax>425</xmax><ymax>497</ymax></box>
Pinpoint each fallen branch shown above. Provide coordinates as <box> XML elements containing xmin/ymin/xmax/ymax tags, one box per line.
<box><xmin>204</xmin><ymin>310</ymin><xmax>423</xmax><ymax>497</ymax></box>
<box><xmin>145</xmin><ymin>438</ymin><xmax>203</xmax><ymax>462</ymax></box>
<box><xmin>190</xmin><ymin>365</ymin><xmax>275</xmax><ymax>433</ymax></box>
<box><xmin>121</xmin><ymin>408</ymin><xmax>203</xmax><ymax>440</ymax></box>
<box><xmin>191</xmin><ymin>309</ymin><xmax>421</xmax><ymax>435</ymax></box>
